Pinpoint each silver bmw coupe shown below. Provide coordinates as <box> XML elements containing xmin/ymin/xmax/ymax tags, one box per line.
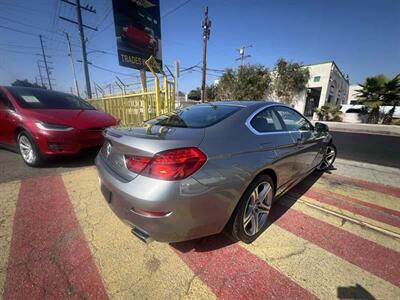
<box><xmin>96</xmin><ymin>101</ymin><xmax>336</xmax><ymax>243</ymax></box>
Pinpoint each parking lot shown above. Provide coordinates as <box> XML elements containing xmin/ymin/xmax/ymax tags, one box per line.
<box><xmin>0</xmin><ymin>129</ymin><xmax>399</xmax><ymax>299</ymax></box>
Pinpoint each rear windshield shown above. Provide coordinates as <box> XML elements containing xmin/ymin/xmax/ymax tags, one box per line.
<box><xmin>7</xmin><ymin>87</ymin><xmax>95</xmax><ymax>110</ymax></box>
<box><xmin>145</xmin><ymin>104</ymin><xmax>242</xmax><ymax>128</ymax></box>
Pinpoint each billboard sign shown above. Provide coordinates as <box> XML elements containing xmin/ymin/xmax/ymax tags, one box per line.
<box><xmin>112</xmin><ymin>0</ymin><xmax>162</xmax><ymax>72</ymax></box>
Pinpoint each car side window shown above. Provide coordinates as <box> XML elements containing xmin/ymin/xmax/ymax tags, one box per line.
<box><xmin>250</xmin><ymin>108</ymin><xmax>283</xmax><ymax>133</ymax></box>
<box><xmin>274</xmin><ymin>106</ymin><xmax>312</xmax><ymax>131</ymax></box>
<box><xmin>0</xmin><ymin>92</ymin><xmax>14</xmax><ymax>110</ymax></box>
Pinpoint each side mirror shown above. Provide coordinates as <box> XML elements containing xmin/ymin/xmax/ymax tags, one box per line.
<box><xmin>315</xmin><ymin>122</ymin><xmax>329</xmax><ymax>132</ymax></box>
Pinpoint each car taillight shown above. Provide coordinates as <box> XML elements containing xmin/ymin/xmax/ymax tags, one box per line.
<box><xmin>125</xmin><ymin>147</ymin><xmax>206</xmax><ymax>181</ymax></box>
<box><xmin>125</xmin><ymin>156</ymin><xmax>151</xmax><ymax>174</ymax></box>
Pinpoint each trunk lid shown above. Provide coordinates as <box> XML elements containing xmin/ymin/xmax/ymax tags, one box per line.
<box><xmin>100</xmin><ymin>126</ymin><xmax>205</xmax><ymax>181</ymax></box>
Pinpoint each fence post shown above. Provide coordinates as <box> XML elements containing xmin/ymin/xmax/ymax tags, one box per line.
<box><xmin>154</xmin><ymin>77</ymin><xmax>161</xmax><ymax>116</ymax></box>
<box><xmin>163</xmin><ymin>75</ymin><xmax>169</xmax><ymax>112</ymax></box>
<box><xmin>171</xmin><ymin>80</ymin><xmax>176</xmax><ymax>111</ymax></box>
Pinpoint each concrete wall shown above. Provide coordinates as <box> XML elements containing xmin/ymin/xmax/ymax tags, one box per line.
<box><xmin>348</xmin><ymin>85</ymin><xmax>361</xmax><ymax>104</ymax></box>
<box><xmin>307</xmin><ymin>62</ymin><xmax>332</xmax><ymax>109</ymax></box>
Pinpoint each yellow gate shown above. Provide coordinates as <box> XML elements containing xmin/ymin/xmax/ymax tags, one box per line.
<box><xmin>87</xmin><ymin>57</ymin><xmax>175</xmax><ymax>127</ymax></box>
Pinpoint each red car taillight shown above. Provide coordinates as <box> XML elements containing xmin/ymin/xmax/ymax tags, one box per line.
<box><xmin>125</xmin><ymin>147</ymin><xmax>206</xmax><ymax>181</ymax></box>
<box><xmin>125</xmin><ymin>156</ymin><xmax>151</xmax><ymax>174</ymax></box>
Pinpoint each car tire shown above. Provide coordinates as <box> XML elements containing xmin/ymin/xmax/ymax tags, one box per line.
<box><xmin>17</xmin><ymin>131</ymin><xmax>43</xmax><ymax>167</ymax></box>
<box><xmin>229</xmin><ymin>174</ymin><xmax>275</xmax><ymax>244</ymax></box>
<box><xmin>316</xmin><ymin>143</ymin><xmax>337</xmax><ymax>171</ymax></box>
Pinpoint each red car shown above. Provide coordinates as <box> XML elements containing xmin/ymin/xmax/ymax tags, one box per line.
<box><xmin>121</xmin><ymin>24</ymin><xmax>158</xmax><ymax>54</ymax></box>
<box><xmin>0</xmin><ymin>86</ymin><xmax>117</xmax><ymax>166</ymax></box>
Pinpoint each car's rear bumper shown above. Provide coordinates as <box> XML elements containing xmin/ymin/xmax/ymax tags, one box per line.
<box><xmin>95</xmin><ymin>153</ymin><xmax>234</xmax><ymax>243</ymax></box>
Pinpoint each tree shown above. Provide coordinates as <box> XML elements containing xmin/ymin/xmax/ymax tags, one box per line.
<box><xmin>356</xmin><ymin>75</ymin><xmax>387</xmax><ymax>124</ymax></box>
<box><xmin>187</xmin><ymin>88</ymin><xmax>201</xmax><ymax>100</ymax></box>
<box><xmin>206</xmin><ymin>84</ymin><xmax>217</xmax><ymax>101</ymax></box>
<box><xmin>271</xmin><ymin>58</ymin><xmax>310</xmax><ymax>105</ymax></box>
<box><xmin>216</xmin><ymin>64</ymin><xmax>271</xmax><ymax>100</ymax></box>
<box><xmin>11</xmin><ymin>79</ymin><xmax>45</xmax><ymax>89</ymax></box>
<box><xmin>178</xmin><ymin>91</ymin><xmax>185</xmax><ymax>97</ymax></box>
<box><xmin>314</xmin><ymin>104</ymin><xmax>342</xmax><ymax>121</ymax></box>
<box><xmin>381</xmin><ymin>74</ymin><xmax>400</xmax><ymax>124</ymax></box>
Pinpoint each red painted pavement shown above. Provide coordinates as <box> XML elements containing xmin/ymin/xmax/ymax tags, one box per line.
<box><xmin>3</xmin><ymin>176</ymin><xmax>108</xmax><ymax>299</ymax></box>
<box><xmin>321</xmin><ymin>173</ymin><xmax>400</xmax><ymax>198</ymax></box>
<box><xmin>291</xmin><ymin>186</ymin><xmax>400</xmax><ymax>228</ymax></box>
<box><xmin>172</xmin><ymin>235</ymin><xmax>317</xmax><ymax>300</ymax></box>
<box><xmin>271</xmin><ymin>204</ymin><xmax>400</xmax><ymax>287</ymax></box>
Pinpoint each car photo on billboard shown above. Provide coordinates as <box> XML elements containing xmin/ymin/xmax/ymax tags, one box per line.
<box><xmin>121</xmin><ymin>23</ymin><xmax>159</xmax><ymax>57</ymax></box>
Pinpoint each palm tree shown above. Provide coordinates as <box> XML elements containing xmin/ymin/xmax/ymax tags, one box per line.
<box><xmin>356</xmin><ymin>75</ymin><xmax>387</xmax><ymax>123</ymax></box>
<box><xmin>382</xmin><ymin>74</ymin><xmax>400</xmax><ymax>124</ymax></box>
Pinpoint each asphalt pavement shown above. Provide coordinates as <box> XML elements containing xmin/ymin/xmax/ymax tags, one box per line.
<box><xmin>0</xmin><ymin>147</ymin><xmax>96</xmax><ymax>184</ymax></box>
<box><xmin>331</xmin><ymin>131</ymin><xmax>400</xmax><ymax>169</ymax></box>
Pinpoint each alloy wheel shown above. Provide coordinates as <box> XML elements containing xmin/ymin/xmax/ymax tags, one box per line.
<box><xmin>317</xmin><ymin>145</ymin><xmax>336</xmax><ymax>170</ymax></box>
<box><xmin>243</xmin><ymin>181</ymin><xmax>273</xmax><ymax>236</ymax></box>
<box><xmin>19</xmin><ymin>135</ymin><xmax>36</xmax><ymax>164</ymax></box>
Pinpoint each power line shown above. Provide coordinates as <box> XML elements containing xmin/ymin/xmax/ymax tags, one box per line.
<box><xmin>162</xmin><ymin>0</ymin><xmax>192</xmax><ymax>18</ymax></box>
<box><xmin>0</xmin><ymin>15</ymin><xmax>63</xmax><ymax>35</ymax></box>
<box><xmin>90</xmin><ymin>64</ymin><xmax>132</xmax><ymax>76</ymax></box>
<box><xmin>0</xmin><ymin>48</ymin><xmax>39</xmax><ymax>55</ymax></box>
<box><xmin>0</xmin><ymin>25</ymin><xmax>39</xmax><ymax>37</ymax></box>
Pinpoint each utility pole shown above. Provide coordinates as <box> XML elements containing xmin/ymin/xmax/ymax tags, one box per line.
<box><xmin>174</xmin><ymin>60</ymin><xmax>180</xmax><ymax>100</ymax></box>
<box><xmin>236</xmin><ymin>45</ymin><xmax>252</xmax><ymax>66</ymax></box>
<box><xmin>37</xmin><ymin>61</ymin><xmax>45</xmax><ymax>88</ymax></box>
<box><xmin>39</xmin><ymin>35</ymin><xmax>52</xmax><ymax>90</ymax></box>
<box><xmin>64</xmin><ymin>32</ymin><xmax>80</xmax><ymax>97</ymax></box>
<box><xmin>60</xmin><ymin>0</ymin><xmax>97</xmax><ymax>98</ymax></box>
<box><xmin>200</xmin><ymin>6</ymin><xmax>211</xmax><ymax>103</ymax></box>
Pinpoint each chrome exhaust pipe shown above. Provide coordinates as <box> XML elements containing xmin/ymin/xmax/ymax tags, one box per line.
<box><xmin>131</xmin><ymin>227</ymin><xmax>151</xmax><ymax>243</ymax></box>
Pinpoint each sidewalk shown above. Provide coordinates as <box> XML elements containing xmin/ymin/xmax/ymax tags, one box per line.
<box><xmin>332</xmin><ymin>158</ymin><xmax>400</xmax><ymax>187</ymax></box>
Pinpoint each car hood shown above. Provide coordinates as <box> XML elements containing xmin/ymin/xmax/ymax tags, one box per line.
<box><xmin>28</xmin><ymin>109</ymin><xmax>117</xmax><ymax>130</ymax></box>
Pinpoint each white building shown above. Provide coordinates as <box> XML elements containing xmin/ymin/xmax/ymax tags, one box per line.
<box><xmin>348</xmin><ymin>84</ymin><xmax>362</xmax><ymax>105</ymax></box>
<box><xmin>293</xmin><ymin>61</ymin><xmax>349</xmax><ymax>118</ymax></box>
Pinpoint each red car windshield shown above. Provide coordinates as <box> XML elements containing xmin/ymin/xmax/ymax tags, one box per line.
<box><xmin>7</xmin><ymin>87</ymin><xmax>95</xmax><ymax>110</ymax></box>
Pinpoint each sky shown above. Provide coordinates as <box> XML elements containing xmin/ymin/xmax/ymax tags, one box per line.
<box><xmin>0</xmin><ymin>0</ymin><xmax>399</xmax><ymax>95</ymax></box>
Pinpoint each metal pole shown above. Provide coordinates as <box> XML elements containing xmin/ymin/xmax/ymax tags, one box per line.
<box><xmin>174</xmin><ymin>60</ymin><xmax>180</xmax><ymax>101</ymax></box>
<box><xmin>37</xmin><ymin>61</ymin><xmax>45</xmax><ymax>88</ymax></box>
<box><xmin>115</xmin><ymin>81</ymin><xmax>124</xmax><ymax>95</ymax></box>
<box><xmin>64</xmin><ymin>32</ymin><xmax>80</xmax><ymax>97</ymax></box>
<box><xmin>200</xmin><ymin>6</ymin><xmax>211</xmax><ymax>103</ymax></box>
<box><xmin>76</xmin><ymin>0</ymin><xmax>92</xmax><ymax>98</ymax></box>
<box><xmin>39</xmin><ymin>35</ymin><xmax>52</xmax><ymax>90</ymax></box>
<box><xmin>94</xmin><ymin>83</ymin><xmax>99</xmax><ymax>98</ymax></box>
<box><xmin>140</xmin><ymin>69</ymin><xmax>149</xmax><ymax>120</ymax></box>
<box><xmin>116</xmin><ymin>76</ymin><xmax>127</xmax><ymax>95</ymax></box>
